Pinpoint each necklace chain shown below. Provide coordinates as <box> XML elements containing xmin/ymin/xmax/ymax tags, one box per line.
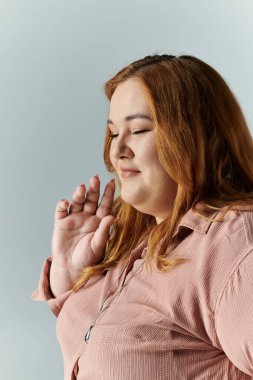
<box><xmin>84</xmin><ymin>260</ymin><xmax>144</xmax><ymax>343</ymax></box>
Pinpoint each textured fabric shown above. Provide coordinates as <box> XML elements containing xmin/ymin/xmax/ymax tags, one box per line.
<box><xmin>31</xmin><ymin>206</ymin><xmax>253</xmax><ymax>380</ymax></box>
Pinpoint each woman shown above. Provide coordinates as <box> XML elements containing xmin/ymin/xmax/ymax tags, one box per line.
<box><xmin>31</xmin><ymin>54</ymin><xmax>253</xmax><ymax>379</ymax></box>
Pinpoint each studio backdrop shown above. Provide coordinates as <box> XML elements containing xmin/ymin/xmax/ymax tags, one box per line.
<box><xmin>0</xmin><ymin>0</ymin><xmax>252</xmax><ymax>379</ymax></box>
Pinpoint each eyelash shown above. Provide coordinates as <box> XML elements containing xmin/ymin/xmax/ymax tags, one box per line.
<box><xmin>109</xmin><ymin>130</ymin><xmax>148</xmax><ymax>138</ymax></box>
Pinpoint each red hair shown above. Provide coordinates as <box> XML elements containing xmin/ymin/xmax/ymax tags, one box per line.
<box><xmin>73</xmin><ymin>54</ymin><xmax>253</xmax><ymax>292</ymax></box>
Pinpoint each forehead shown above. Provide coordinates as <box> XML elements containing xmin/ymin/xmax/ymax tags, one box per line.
<box><xmin>109</xmin><ymin>78</ymin><xmax>151</xmax><ymax>118</ymax></box>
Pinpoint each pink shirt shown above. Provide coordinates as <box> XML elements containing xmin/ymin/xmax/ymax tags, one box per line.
<box><xmin>31</xmin><ymin>206</ymin><xmax>253</xmax><ymax>379</ymax></box>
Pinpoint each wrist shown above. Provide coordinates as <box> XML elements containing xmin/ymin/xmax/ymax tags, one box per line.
<box><xmin>51</xmin><ymin>259</ymin><xmax>82</xmax><ymax>278</ymax></box>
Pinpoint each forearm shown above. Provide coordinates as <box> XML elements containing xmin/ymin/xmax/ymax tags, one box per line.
<box><xmin>49</xmin><ymin>260</ymin><xmax>81</xmax><ymax>297</ymax></box>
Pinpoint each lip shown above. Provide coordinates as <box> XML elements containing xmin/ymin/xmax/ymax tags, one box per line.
<box><xmin>119</xmin><ymin>166</ymin><xmax>141</xmax><ymax>178</ymax></box>
<box><xmin>121</xmin><ymin>171</ymin><xmax>140</xmax><ymax>178</ymax></box>
<box><xmin>119</xmin><ymin>166</ymin><xmax>140</xmax><ymax>172</ymax></box>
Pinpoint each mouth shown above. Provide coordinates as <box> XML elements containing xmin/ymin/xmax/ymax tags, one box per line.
<box><xmin>121</xmin><ymin>171</ymin><xmax>141</xmax><ymax>178</ymax></box>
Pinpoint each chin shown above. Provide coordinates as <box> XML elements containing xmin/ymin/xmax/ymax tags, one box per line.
<box><xmin>120</xmin><ymin>192</ymin><xmax>148</xmax><ymax>211</ymax></box>
<box><xmin>121</xmin><ymin>193</ymin><xmax>138</xmax><ymax>204</ymax></box>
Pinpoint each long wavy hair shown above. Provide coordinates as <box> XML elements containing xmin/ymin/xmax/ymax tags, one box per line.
<box><xmin>72</xmin><ymin>54</ymin><xmax>253</xmax><ymax>292</ymax></box>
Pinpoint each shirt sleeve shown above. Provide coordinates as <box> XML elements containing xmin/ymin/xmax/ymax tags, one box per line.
<box><xmin>215</xmin><ymin>250</ymin><xmax>253</xmax><ymax>376</ymax></box>
<box><xmin>30</xmin><ymin>256</ymin><xmax>72</xmax><ymax>318</ymax></box>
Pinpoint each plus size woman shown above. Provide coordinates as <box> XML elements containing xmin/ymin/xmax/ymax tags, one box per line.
<box><xmin>32</xmin><ymin>54</ymin><xmax>253</xmax><ymax>379</ymax></box>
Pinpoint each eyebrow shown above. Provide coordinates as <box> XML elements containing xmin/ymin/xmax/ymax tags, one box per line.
<box><xmin>107</xmin><ymin>113</ymin><xmax>153</xmax><ymax>125</ymax></box>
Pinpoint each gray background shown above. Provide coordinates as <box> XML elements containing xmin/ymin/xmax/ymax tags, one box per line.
<box><xmin>0</xmin><ymin>0</ymin><xmax>252</xmax><ymax>379</ymax></box>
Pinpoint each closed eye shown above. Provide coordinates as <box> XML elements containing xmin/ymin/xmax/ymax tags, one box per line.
<box><xmin>109</xmin><ymin>130</ymin><xmax>149</xmax><ymax>138</ymax></box>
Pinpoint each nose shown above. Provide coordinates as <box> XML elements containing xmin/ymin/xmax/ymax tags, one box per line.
<box><xmin>110</xmin><ymin>135</ymin><xmax>134</xmax><ymax>160</ymax></box>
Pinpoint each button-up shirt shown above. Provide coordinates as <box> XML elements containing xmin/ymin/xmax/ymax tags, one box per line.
<box><xmin>31</xmin><ymin>205</ymin><xmax>253</xmax><ymax>379</ymax></box>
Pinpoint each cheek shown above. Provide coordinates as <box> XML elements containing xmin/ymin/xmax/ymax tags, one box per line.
<box><xmin>142</xmin><ymin>151</ymin><xmax>162</xmax><ymax>173</ymax></box>
<box><xmin>143</xmin><ymin>156</ymin><xmax>171</xmax><ymax>187</ymax></box>
<box><xmin>138</xmin><ymin>140</ymin><xmax>158</xmax><ymax>163</ymax></box>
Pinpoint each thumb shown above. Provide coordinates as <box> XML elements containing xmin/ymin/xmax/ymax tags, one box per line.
<box><xmin>91</xmin><ymin>215</ymin><xmax>119</xmax><ymax>258</ymax></box>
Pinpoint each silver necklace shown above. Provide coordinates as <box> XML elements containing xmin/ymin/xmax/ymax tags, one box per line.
<box><xmin>84</xmin><ymin>260</ymin><xmax>145</xmax><ymax>343</ymax></box>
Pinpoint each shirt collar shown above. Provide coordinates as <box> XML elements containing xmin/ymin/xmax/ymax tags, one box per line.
<box><xmin>140</xmin><ymin>205</ymin><xmax>216</xmax><ymax>259</ymax></box>
<box><xmin>176</xmin><ymin>203</ymin><xmax>253</xmax><ymax>236</ymax></box>
<box><xmin>171</xmin><ymin>202</ymin><xmax>223</xmax><ymax>238</ymax></box>
<box><xmin>140</xmin><ymin>203</ymin><xmax>252</xmax><ymax>259</ymax></box>
<box><xmin>175</xmin><ymin>207</ymin><xmax>214</xmax><ymax>235</ymax></box>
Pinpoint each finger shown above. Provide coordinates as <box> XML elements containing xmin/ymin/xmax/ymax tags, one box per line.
<box><xmin>91</xmin><ymin>215</ymin><xmax>117</xmax><ymax>259</ymax></box>
<box><xmin>96</xmin><ymin>179</ymin><xmax>116</xmax><ymax>220</ymax></box>
<box><xmin>83</xmin><ymin>175</ymin><xmax>100</xmax><ymax>215</ymax></box>
<box><xmin>69</xmin><ymin>184</ymin><xmax>86</xmax><ymax>214</ymax></box>
<box><xmin>54</xmin><ymin>199</ymin><xmax>69</xmax><ymax>221</ymax></box>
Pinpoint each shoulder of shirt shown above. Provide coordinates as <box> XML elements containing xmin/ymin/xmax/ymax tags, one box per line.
<box><xmin>177</xmin><ymin>203</ymin><xmax>253</xmax><ymax>250</ymax></box>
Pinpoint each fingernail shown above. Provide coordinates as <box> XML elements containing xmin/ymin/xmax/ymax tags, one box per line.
<box><xmin>94</xmin><ymin>174</ymin><xmax>100</xmax><ymax>180</ymax></box>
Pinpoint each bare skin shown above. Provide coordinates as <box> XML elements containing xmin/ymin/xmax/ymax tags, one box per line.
<box><xmin>50</xmin><ymin>175</ymin><xmax>117</xmax><ymax>296</ymax></box>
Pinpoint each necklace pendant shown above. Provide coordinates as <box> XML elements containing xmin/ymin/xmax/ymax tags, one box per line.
<box><xmin>84</xmin><ymin>325</ymin><xmax>93</xmax><ymax>343</ymax></box>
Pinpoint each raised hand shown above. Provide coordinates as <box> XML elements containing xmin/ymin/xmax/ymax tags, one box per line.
<box><xmin>51</xmin><ymin>175</ymin><xmax>117</xmax><ymax>276</ymax></box>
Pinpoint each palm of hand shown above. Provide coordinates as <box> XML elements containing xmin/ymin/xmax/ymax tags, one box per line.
<box><xmin>51</xmin><ymin>175</ymin><xmax>116</xmax><ymax>274</ymax></box>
